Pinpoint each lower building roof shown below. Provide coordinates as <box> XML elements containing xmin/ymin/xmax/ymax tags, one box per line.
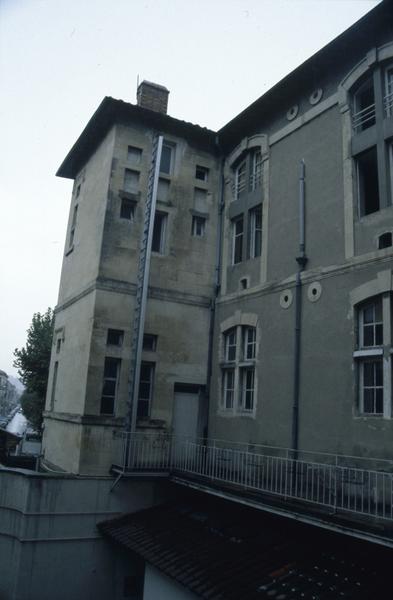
<box><xmin>98</xmin><ymin>491</ymin><xmax>391</xmax><ymax>599</ymax></box>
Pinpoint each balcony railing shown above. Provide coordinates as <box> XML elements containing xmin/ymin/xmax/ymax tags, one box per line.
<box><xmin>352</xmin><ymin>102</ymin><xmax>376</xmax><ymax>132</ymax></box>
<box><xmin>384</xmin><ymin>90</ymin><xmax>393</xmax><ymax>117</ymax></box>
<box><xmin>113</xmin><ymin>432</ymin><xmax>393</xmax><ymax>523</ymax></box>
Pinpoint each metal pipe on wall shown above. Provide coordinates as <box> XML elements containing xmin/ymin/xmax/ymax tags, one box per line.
<box><xmin>291</xmin><ymin>159</ymin><xmax>307</xmax><ymax>457</ymax></box>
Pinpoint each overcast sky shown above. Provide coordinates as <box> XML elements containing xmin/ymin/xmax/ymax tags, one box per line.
<box><xmin>0</xmin><ymin>0</ymin><xmax>380</xmax><ymax>378</ymax></box>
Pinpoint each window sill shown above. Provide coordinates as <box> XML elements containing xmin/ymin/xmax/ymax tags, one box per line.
<box><xmin>119</xmin><ymin>190</ymin><xmax>139</xmax><ymax>202</ymax></box>
<box><xmin>353</xmin><ymin>348</ymin><xmax>383</xmax><ymax>357</ymax></box>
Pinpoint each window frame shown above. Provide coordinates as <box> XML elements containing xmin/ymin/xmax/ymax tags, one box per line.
<box><xmin>151</xmin><ymin>211</ymin><xmax>167</xmax><ymax>254</ymax></box>
<box><xmin>191</xmin><ymin>215</ymin><xmax>206</xmax><ymax>237</ymax></box>
<box><xmin>221</xmin><ymin>324</ymin><xmax>257</xmax><ymax>415</ymax></box>
<box><xmin>232</xmin><ymin>216</ymin><xmax>244</xmax><ymax>265</ymax></box>
<box><xmin>250</xmin><ymin>150</ymin><xmax>263</xmax><ymax>191</ymax></box>
<box><xmin>235</xmin><ymin>160</ymin><xmax>247</xmax><ymax>200</ymax></box>
<box><xmin>160</xmin><ymin>141</ymin><xmax>175</xmax><ymax>175</ymax></box>
<box><xmin>137</xmin><ymin>361</ymin><xmax>155</xmax><ymax>418</ymax></box>
<box><xmin>100</xmin><ymin>357</ymin><xmax>121</xmax><ymax>416</ymax></box>
<box><xmin>248</xmin><ymin>205</ymin><xmax>262</xmax><ymax>259</ymax></box>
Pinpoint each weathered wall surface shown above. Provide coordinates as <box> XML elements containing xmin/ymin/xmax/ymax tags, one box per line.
<box><xmin>0</xmin><ymin>468</ymin><xmax>171</xmax><ymax>600</ymax></box>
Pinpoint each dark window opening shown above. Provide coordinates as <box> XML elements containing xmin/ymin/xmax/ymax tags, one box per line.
<box><xmin>192</xmin><ymin>215</ymin><xmax>206</xmax><ymax>237</ymax></box>
<box><xmin>120</xmin><ymin>198</ymin><xmax>135</xmax><ymax>220</ymax></box>
<box><xmin>143</xmin><ymin>334</ymin><xmax>157</xmax><ymax>351</ymax></box>
<box><xmin>195</xmin><ymin>165</ymin><xmax>209</xmax><ymax>181</ymax></box>
<box><xmin>357</xmin><ymin>147</ymin><xmax>380</xmax><ymax>216</ymax></box>
<box><xmin>378</xmin><ymin>232</ymin><xmax>392</xmax><ymax>249</ymax></box>
<box><xmin>160</xmin><ymin>142</ymin><xmax>174</xmax><ymax>175</ymax></box>
<box><xmin>232</xmin><ymin>217</ymin><xmax>244</xmax><ymax>264</ymax></box>
<box><xmin>107</xmin><ymin>329</ymin><xmax>124</xmax><ymax>346</ymax></box>
<box><xmin>353</xmin><ymin>78</ymin><xmax>375</xmax><ymax>132</ymax></box>
<box><xmin>152</xmin><ymin>212</ymin><xmax>166</xmax><ymax>253</ymax></box>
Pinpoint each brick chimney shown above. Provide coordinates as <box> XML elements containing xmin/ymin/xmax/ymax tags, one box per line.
<box><xmin>137</xmin><ymin>80</ymin><xmax>169</xmax><ymax>114</ymax></box>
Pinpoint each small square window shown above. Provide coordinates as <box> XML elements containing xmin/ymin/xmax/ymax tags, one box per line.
<box><xmin>195</xmin><ymin>165</ymin><xmax>209</xmax><ymax>181</ymax></box>
<box><xmin>107</xmin><ymin>329</ymin><xmax>124</xmax><ymax>346</ymax></box>
<box><xmin>127</xmin><ymin>146</ymin><xmax>142</xmax><ymax>166</ymax></box>
<box><xmin>192</xmin><ymin>216</ymin><xmax>206</xmax><ymax>237</ymax></box>
<box><xmin>120</xmin><ymin>198</ymin><xmax>135</xmax><ymax>220</ymax></box>
<box><xmin>143</xmin><ymin>334</ymin><xmax>157</xmax><ymax>351</ymax></box>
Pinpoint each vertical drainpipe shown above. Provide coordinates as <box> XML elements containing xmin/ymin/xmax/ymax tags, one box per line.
<box><xmin>205</xmin><ymin>146</ymin><xmax>225</xmax><ymax>440</ymax></box>
<box><xmin>291</xmin><ymin>159</ymin><xmax>307</xmax><ymax>458</ymax></box>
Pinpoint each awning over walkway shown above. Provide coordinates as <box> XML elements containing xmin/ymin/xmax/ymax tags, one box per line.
<box><xmin>98</xmin><ymin>493</ymin><xmax>390</xmax><ymax>599</ymax></box>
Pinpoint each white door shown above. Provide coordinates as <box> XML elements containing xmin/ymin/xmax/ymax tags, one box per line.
<box><xmin>172</xmin><ymin>391</ymin><xmax>200</xmax><ymax>469</ymax></box>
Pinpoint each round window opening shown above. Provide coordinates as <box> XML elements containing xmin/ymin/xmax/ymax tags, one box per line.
<box><xmin>286</xmin><ymin>105</ymin><xmax>299</xmax><ymax>121</ymax></box>
<box><xmin>309</xmin><ymin>88</ymin><xmax>323</xmax><ymax>105</ymax></box>
<box><xmin>308</xmin><ymin>281</ymin><xmax>322</xmax><ymax>302</ymax></box>
<box><xmin>280</xmin><ymin>289</ymin><xmax>293</xmax><ymax>309</ymax></box>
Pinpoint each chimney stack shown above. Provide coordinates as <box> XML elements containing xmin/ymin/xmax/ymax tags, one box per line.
<box><xmin>137</xmin><ymin>80</ymin><xmax>169</xmax><ymax>114</ymax></box>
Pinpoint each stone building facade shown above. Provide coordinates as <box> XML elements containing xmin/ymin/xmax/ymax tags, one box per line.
<box><xmin>42</xmin><ymin>1</ymin><xmax>393</xmax><ymax>475</ymax></box>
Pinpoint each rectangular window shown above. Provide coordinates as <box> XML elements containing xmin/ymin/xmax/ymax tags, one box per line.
<box><xmin>157</xmin><ymin>178</ymin><xmax>170</xmax><ymax>202</ymax></box>
<box><xmin>232</xmin><ymin>217</ymin><xmax>244</xmax><ymax>264</ymax></box>
<box><xmin>106</xmin><ymin>329</ymin><xmax>124</xmax><ymax>346</ymax></box>
<box><xmin>127</xmin><ymin>145</ymin><xmax>142</xmax><ymax>166</ymax></box>
<box><xmin>195</xmin><ymin>165</ymin><xmax>209</xmax><ymax>182</ymax></box>
<box><xmin>224</xmin><ymin>328</ymin><xmax>237</xmax><ymax>362</ymax></box>
<box><xmin>120</xmin><ymin>198</ymin><xmax>135</xmax><ymax>220</ymax></box>
<box><xmin>240</xmin><ymin>367</ymin><xmax>255</xmax><ymax>411</ymax></box>
<box><xmin>152</xmin><ymin>212</ymin><xmax>167</xmax><ymax>253</ymax></box>
<box><xmin>250</xmin><ymin>151</ymin><xmax>263</xmax><ymax>191</ymax></box>
<box><xmin>137</xmin><ymin>362</ymin><xmax>154</xmax><ymax>418</ymax></box>
<box><xmin>192</xmin><ymin>216</ymin><xmax>206</xmax><ymax>237</ymax></box>
<box><xmin>69</xmin><ymin>204</ymin><xmax>78</xmax><ymax>248</ymax></box>
<box><xmin>360</xmin><ymin>360</ymin><xmax>383</xmax><ymax>415</ymax></box>
<box><xmin>243</xmin><ymin>327</ymin><xmax>256</xmax><ymax>360</ymax></box>
<box><xmin>222</xmin><ymin>369</ymin><xmax>235</xmax><ymax>409</ymax></box>
<box><xmin>249</xmin><ymin>206</ymin><xmax>262</xmax><ymax>258</ymax></box>
<box><xmin>50</xmin><ymin>361</ymin><xmax>58</xmax><ymax>410</ymax></box>
<box><xmin>352</xmin><ymin>78</ymin><xmax>375</xmax><ymax>132</ymax></box>
<box><xmin>143</xmin><ymin>334</ymin><xmax>157</xmax><ymax>351</ymax></box>
<box><xmin>100</xmin><ymin>357</ymin><xmax>120</xmax><ymax>415</ymax></box>
<box><xmin>194</xmin><ymin>188</ymin><xmax>208</xmax><ymax>212</ymax></box>
<box><xmin>160</xmin><ymin>142</ymin><xmax>175</xmax><ymax>175</ymax></box>
<box><xmin>359</xmin><ymin>298</ymin><xmax>383</xmax><ymax>347</ymax></box>
<box><xmin>123</xmin><ymin>169</ymin><xmax>139</xmax><ymax>194</ymax></box>
<box><xmin>357</xmin><ymin>147</ymin><xmax>380</xmax><ymax>216</ymax></box>
<box><xmin>235</xmin><ymin>161</ymin><xmax>246</xmax><ymax>199</ymax></box>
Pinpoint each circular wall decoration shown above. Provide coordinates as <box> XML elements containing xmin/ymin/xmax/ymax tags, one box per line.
<box><xmin>286</xmin><ymin>105</ymin><xmax>299</xmax><ymax>121</ymax></box>
<box><xmin>307</xmin><ymin>281</ymin><xmax>322</xmax><ymax>302</ymax></box>
<box><xmin>280</xmin><ymin>289</ymin><xmax>293</xmax><ymax>309</ymax></box>
<box><xmin>309</xmin><ymin>88</ymin><xmax>323</xmax><ymax>105</ymax></box>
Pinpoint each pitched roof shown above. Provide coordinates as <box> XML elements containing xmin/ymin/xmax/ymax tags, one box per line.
<box><xmin>98</xmin><ymin>493</ymin><xmax>391</xmax><ymax>599</ymax></box>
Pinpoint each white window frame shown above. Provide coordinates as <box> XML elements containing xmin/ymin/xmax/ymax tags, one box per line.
<box><xmin>354</xmin><ymin>294</ymin><xmax>392</xmax><ymax>418</ymax></box>
<box><xmin>250</xmin><ymin>150</ymin><xmax>263</xmax><ymax>191</ymax></box>
<box><xmin>192</xmin><ymin>215</ymin><xmax>206</xmax><ymax>237</ymax></box>
<box><xmin>235</xmin><ymin>161</ymin><xmax>246</xmax><ymax>199</ymax></box>
<box><xmin>232</xmin><ymin>217</ymin><xmax>244</xmax><ymax>265</ymax></box>
<box><xmin>160</xmin><ymin>141</ymin><xmax>175</xmax><ymax>175</ymax></box>
<box><xmin>221</xmin><ymin>325</ymin><xmax>257</xmax><ymax>415</ymax></box>
<box><xmin>249</xmin><ymin>205</ymin><xmax>262</xmax><ymax>259</ymax></box>
<box><xmin>222</xmin><ymin>369</ymin><xmax>235</xmax><ymax>410</ymax></box>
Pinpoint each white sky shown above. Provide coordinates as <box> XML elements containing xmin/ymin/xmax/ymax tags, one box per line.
<box><xmin>0</xmin><ymin>0</ymin><xmax>380</xmax><ymax>377</ymax></box>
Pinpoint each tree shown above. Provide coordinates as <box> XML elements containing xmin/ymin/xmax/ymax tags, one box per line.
<box><xmin>13</xmin><ymin>308</ymin><xmax>54</xmax><ymax>430</ymax></box>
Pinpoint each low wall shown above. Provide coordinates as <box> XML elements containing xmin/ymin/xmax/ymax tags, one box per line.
<box><xmin>0</xmin><ymin>467</ymin><xmax>170</xmax><ymax>600</ymax></box>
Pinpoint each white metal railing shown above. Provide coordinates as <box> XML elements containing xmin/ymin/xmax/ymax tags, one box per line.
<box><xmin>352</xmin><ymin>102</ymin><xmax>376</xmax><ymax>132</ymax></box>
<box><xmin>384</xmin><ymin>90</ymin><xmax>393</xmax><ymax>116</ymax></box>
<box><xmin>113</xmin><ymin>433</ymin><xmax>393</xmax><ymax>522</ymax></box>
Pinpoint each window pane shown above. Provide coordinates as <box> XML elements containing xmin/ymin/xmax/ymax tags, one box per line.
<box><xmin>103</xmin><ymin>380</ymin><xmax>116</xmax><ymax>396</ymax></box>
<box><xmin>363</xmin><ymin>325</ymin><xmax>374</xmax><ymax>347</ymax></box>
<box><xmin>357</xmin><ymin>147</ymin><xmax>380</xmax><ymax>216</ymax></box>
<box><xmin>375</xmin><ymin>361</ymin><xmax>383</xmax><ymax>386</ymax></box>
<box><xmin>137</xmin><ymin>399</ymin><xmax>149</xmax><ymax>418</ymax></box>
<box><xmin>363</xmin><ymin>305</ymin><xmax>374</xmax><ymax>324</ymax></box>
<box><xmin>104</xmin><ymin>358</ymin><xmax>119</xmax><ymax>378</ymax></box>
<box><xmin>375</xmin><ymin>324</ymin><xmax>383</xmax><ymax>346</ymax></box>
<box><xmin>363</xmin><ymin>389</ymin><xmax>374</xmax><ymax>413</ymax></box>
<box><xmin>152</xmin><ymin>213</ymin><xmax>166</xmax><ymax>253</ymax></box>
<box><xmin>375</xmin><ymin>388</ymin><xmax>384</xmax><ymax>414</ymax></box>
<box><xmin>139</xmin><ymin>382</ymin><xmax>150</xmax><ymax>399</ymax></box>
<box><xmin>100</xmin><ymin>397</ymin><xmax>114</xmax><ymax>415</ymax></box>
<box><xmin>107</xmin><ymin>329</ymin><xmax>124</xmax><ymax>346</ymax></box>
<box><xmin>120</xmin><ymin>199</ymin><xmax>134</xmax><ymax>220</ymax></box>
<box><xmin>363</xmin><ymin>362</ymin><xmax>374</xmax><ymax>387</ymax></box>
<box><xmin>160</xmin><ymin>144</ymin><xmax>172</xmax><ymax>174</ymax></box>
